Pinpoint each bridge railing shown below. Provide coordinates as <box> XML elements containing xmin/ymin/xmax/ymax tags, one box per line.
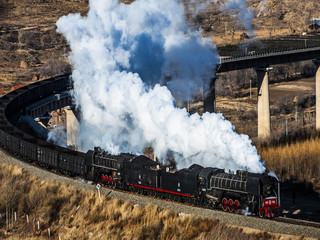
<box><xmin>220</xmin><ymin>45</ymin><xmax>320</xmax><ymax>63</ymax></box>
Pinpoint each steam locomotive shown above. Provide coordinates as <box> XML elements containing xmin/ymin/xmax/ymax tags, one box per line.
<box><xmin>88</xmin><ymin>148</ymin><xmax>280</xmax><ymax>218</ymax></box>
<box><xmin>0</xmin><ymin>75</ymin><xmax>280</xmax><ymax>218</ymax></box>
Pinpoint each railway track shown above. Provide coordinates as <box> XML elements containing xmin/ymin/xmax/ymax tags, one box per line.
<box><xmin>275</xmin><ymin>217</ymin><xmax>320</xmax><ymax>229</ymax></box>
<box><xmin>1</xmin><ymin>148</ymin><xmax>320</xmax><ymax>238</ymax></box>
<box><xmin>99</xmin><ymin>181</ymin><xmax>320</xmax><ymax>229</ymax></box>
<box><xmin>17</xmin><ymin>148</ymin><xmax>320</xmax><ymax>230</ymax></box>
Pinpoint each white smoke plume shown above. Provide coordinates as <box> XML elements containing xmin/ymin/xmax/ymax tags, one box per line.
<box><xmin>47</xmin><ymin>128</ymin><xmax>68</xmax><ymax>148</ymax></box>
<box><xmin>268</xmin><ymin>171</ymin><xmax>279</xmax><ymax>181</ymax></box>
<box><xmin>57</xmin><ymin>0</ymin><xmax>265</xmax><ymax>173</ymax></box>
<box><xmin>185</xmin><ymin>0</ymin><xmax>211</xmax><ymax>18</ymax></box>
<box><xmin>220</xmin><ymin>0</ymin><xmax>254</xmax><ymax>36</ymax></box>
<box><xmin>217</xmin><ymin>0</ymin><xmax>266</xmax><ymax>36</ymax></box>
<box><xmin>185</xmin><ymin>0</ymin><xmax>262</xmax><ymax>36</ymax></box>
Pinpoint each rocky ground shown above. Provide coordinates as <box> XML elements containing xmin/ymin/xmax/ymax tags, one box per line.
<box><xmin>0</xmin><ymin>0</ymin><xmax>88</xmax><ymax>89</ymax></box>
<box><xmin>1</xmin><ymin>0</ymin><xmax>320</xmax><ymax>89</ymax></box>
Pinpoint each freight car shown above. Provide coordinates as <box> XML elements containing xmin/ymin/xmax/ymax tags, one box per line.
<box><xmin>0</xmin><ymin>75</ymin><xmax>280</xmax><ymax>218</ymax></box>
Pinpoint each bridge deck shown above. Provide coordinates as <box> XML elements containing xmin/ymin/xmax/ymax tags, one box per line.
<box><xmin>217</xmin><ymin>46</ymin><xmax>320</xmax><ymax>73</ymax></box>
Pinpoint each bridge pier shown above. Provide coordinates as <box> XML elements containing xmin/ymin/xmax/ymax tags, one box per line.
<box><xmin>313</xmin><ymin>60</ymin><xmax>320</xmax><ymax>131</ymax></box>
<box><xmin>64</xmin><ymin>106</ymin><xmax>79</xmax><ymax>149</ymax></box>
<box><xmin>255</xmin><ymin>67</ymin><xmax>272</xmax><ymax>139</ymax></box>
<box><xmin>203</xmin><ymin>76</ymin><xmax>218</xmax><ymax>113</ymax></box>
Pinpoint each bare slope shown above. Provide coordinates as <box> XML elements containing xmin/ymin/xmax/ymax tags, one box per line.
<box><xmin>1</xmin><ymin>0</ymin><xmax>320</xmax><ymax>86</ymax></box>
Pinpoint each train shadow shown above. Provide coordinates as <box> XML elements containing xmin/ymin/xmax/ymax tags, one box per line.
<box><xmin>280</xmin><ymin>180</ymin><xmax>320</xmax><ymax>222</ymax></box>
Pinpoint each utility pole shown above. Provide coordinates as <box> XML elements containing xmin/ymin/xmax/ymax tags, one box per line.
<box><xmin>6</xmin><ymin>182</ymin><xmax>8</xmax><ymax>231</ymax></box>
<box><xmin>294</xmin><ymin>96</ymin><xmax>298</xmax><ymax>123</ymax></box>
<box><xmin>231</xmin><ymin>27</ymin><xmax>235</xmax><ymax>44</ymax></box>
<box><xmin>313</xmin><ymin>17</ymin><xmax>315</xmax><ymax>27</ymax></box>
<box><xmin>225</xmin><ymin>22</ymin><xmax>227</xmax><ymax>36</ymax></box>
<box><xmin>249</xmin><ymin>79</ymin><xmax>252</xmax><ymax>99</ymax></box>
<box><xmin>6</xmin><ymin>203</ymin><xmax>8</xmax><ymax>230</ymax></box>
<box><xmin>285</xmin><ymin>117</ymin><xmax>288</xmax><ymax>140</ymax></box>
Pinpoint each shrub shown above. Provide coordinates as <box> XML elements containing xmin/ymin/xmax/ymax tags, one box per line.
<box><xmin>39</xmin><ymin>57</ymin><xmax>71</xmax><ymax>77</ymax></box>
<box><xmin>258</xmin><ymin>137</ymin><xmax>320</xmax><ymax>187</ymax></box>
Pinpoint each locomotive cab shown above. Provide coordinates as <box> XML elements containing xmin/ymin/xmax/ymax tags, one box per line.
<box><xmin>258</xmin><ymin>173</ymin><xmax>280</xmax><ymax>218</ymax></box>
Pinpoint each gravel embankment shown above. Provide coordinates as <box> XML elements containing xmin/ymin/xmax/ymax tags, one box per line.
<box><xmin>1</xmin><ymin>148</ymin><xmax>319</xmax><ymax>239</ymax></box>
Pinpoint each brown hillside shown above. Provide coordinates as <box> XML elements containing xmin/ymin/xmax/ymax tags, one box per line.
<box><xmin>1</xmin><ymin>0</ymin><xmax>320</xmax><ymax>86</ymax></box>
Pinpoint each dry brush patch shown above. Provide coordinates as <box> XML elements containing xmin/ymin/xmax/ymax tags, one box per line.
<box><xmin>0</xmin><ymin>163</ymin><xmax>311</xmax><ymax>240</ymax></box>
<box><xmin>258</xmin><ymin>137</ymin><xmax>320</xmax><ymax>190</ymax></box>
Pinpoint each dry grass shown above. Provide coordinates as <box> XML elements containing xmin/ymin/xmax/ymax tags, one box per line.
<box><xmin>258</xmin><ymin>137</ymin><xmax>320</xmax><ymax>189</ymax></box>
<box><xmin>0</xmin><ymin>163</ymin><xmax>312</xmax><ymax>240</ymax></box>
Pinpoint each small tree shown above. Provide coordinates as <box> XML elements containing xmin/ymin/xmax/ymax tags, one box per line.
<box><xmin>39</xmin><ymin>57</ymin><xmax>71</xmax><ymax>78</ymax></box>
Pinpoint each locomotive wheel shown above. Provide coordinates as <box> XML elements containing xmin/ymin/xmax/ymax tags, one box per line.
<box><xmin>234</xmin><ymin>200</ymin><xmax>240</xmax><ymax>213</ymax></box>
<box><xmin>186</xmin><ymin>197</ymin><xmax>193</xmax><ymax>204</ymax></box>
<box><xmin>228</xmin><ymin>199</ymin><xmax>234</xmax><ymax>212</ymax></box>
<box><xmin>228</xmin><ymin>206</ymin><xmax>234</xmax><ymax>212</ymax></box>
<box><xmin>157</xmin><ymin>192</ymin><xmax>163</xmax><ymax>199</ymax></box>
<box><xmin>169</xmin><ymin>194</ymin><xmax>175</xmax><ymax>201</ymax></box>
<box><xmin>150</xmin><ymin>190</ymin><xmax>156</xmax><ymax>197</ymax></box>
<box><xmin>137</xmin><ymin>188</ymin><xmax>144</xmax><ymax>195</ymax></box>
<box><xmin>108</xmin><ymin>176</ymin><xmax>112</xmax><ymax>186</ymax></box>
<box><xmin>222</xmin><ymin>198</ymin><xmax>228</xmax><ymax>205</ymax></box>
<box><xmin>191</xmin><ymin>198</ymin><xmax>198</xmax><ymax>206</ymax></box>
<box><xmin>259</xmin><ymin>209</ymin><xmax>265</xmax><ymax>218</ymax></box>
<box><xmin>222</xmin><ymin>205</ymin><xmax>228</xmax><ymax>211</ymax></box>
<box><xmin>222</xmin><ymin>198</ymin><xmax>228</xmax><ymax>211</ymax></box>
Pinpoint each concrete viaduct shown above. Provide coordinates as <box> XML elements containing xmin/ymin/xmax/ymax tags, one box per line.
<box><xmin>204</xmin><ymin>45</ymin><xmax>320</xmax><ymax>139</ymax></box>
<box><xmin>21</xmin><ymin>46</ymin><xmax>320</xmax><ymax>144</ymax></box>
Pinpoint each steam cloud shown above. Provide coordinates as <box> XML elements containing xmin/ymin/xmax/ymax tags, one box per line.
<box><xmin>47</xmin><ymin>126</ymin><xmax>68</xmax><ymax>148</ymax></box>
<box><xmin>185</xmin><ymin>0</ymin><xmax>262</xmax><ymax>36</ymax></box>
<box><xmin>185</xmin><ymin>0</ymin><xmax>211</xmax><ymax>18</ymax></box>
<box><xmin>57</xmin><ymin>0</ymin><xmax>265</xmax><ymax>173</ymax></box>
<box><xmin>220</xmin><ymin>0</ymin><xmax>255</xmax><ymax>36</ymax></box>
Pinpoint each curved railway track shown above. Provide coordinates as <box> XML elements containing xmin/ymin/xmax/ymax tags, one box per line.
<box><xmin>1</xmin><ymin>148</ymin><xmax>320</xmax><ymax>239</ymax></box>
<box><xmin>0</xmin><ymin>75</ymin><xmax>320</xmax><ymax>238</ymax></box>
<box><xmin>99</xmin><ymin>181</ymin><xmax>320</xmax><ymax>230</ymax></box>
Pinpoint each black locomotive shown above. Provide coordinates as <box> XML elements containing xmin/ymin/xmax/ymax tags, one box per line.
<box><xmin>0</xmin><ymin>75</ymin><xmax>280</xmax><ymax>218</ymax></box>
